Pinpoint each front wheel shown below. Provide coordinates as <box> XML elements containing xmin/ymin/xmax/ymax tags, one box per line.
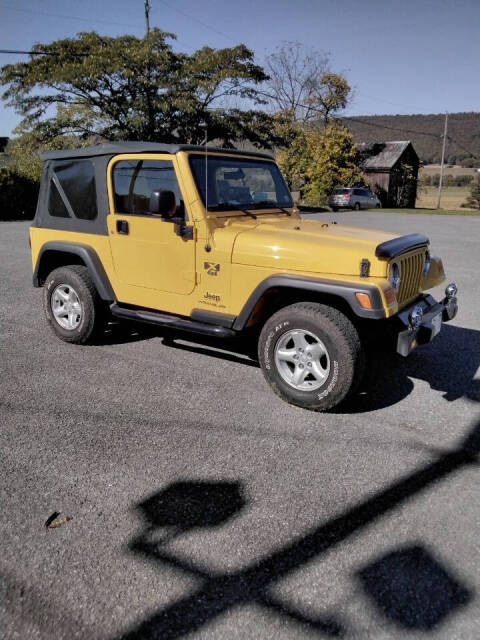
<box><xmin>258</xmin><ymin>303</ymin><xmax>364</xmax><ymax>411</ymax></box>
<box><xmin>354</xmin><ymin>202</ymin><xmax>361</xmax><ymax>211</ymax></box>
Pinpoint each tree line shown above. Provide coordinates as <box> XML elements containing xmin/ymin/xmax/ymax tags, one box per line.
<box><xmin>0</xmin><ymin>34</ymin><xmax>363</xmax><ymax>218</ymax></box>
<box><xmin>344</xmin><ymin>112</ymin><xmax>480</xmax><ymax>167</ymax></box>
<box><xmin>1</xmin><ymin>32</ymin><xmax>479</xmax><ymax>217</ymax></box>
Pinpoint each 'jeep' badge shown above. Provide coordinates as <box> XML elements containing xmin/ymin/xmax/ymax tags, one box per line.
<box><xmin>204</xmin><ymin>262</ymin><xmax>220</xmax><ymax>276</ymax></box>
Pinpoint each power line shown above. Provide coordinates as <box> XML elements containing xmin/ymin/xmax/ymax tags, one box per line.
<box><xmin>0</xmin><ymin>4</ymin><xmax>195</xmax><ymax>53</ymax></box>
<box><xmin>352</xmin><ymin>90</ymin><xmax>431</xmax><ymax>114</ymax></box>
<box><xmin>446</xmin><ymin>135</ymin><xmax>480</xmax><ymax>160</ymax></box>
<box><xmin>341</xmin><ymin>114</ymin><xmax>442</xmax><ymax>139</ymax></box>
<box><xmin>0</xmin><ymin>49</ymin><xmax>89</xmax><ymax>57</ymax></box>
<box><xmin>0</xmin><ymin>2</ymin><xmax>193</xmax><ymax>50</ymax></box>
<box><xmin>0</xmin><ymin>3</ymin><xmax>144</xmax><ymax>30</ymax></box>
<box><xmin>155</xmin><ymin>0</ymin><xmax>235</xmax><ymax>43</ymax></box>
<box><xmin>255</xmin><ymin>89</ymin><xmax>442</xmax><ymax>139</ymax></box>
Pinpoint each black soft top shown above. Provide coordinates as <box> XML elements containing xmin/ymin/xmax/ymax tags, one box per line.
<box><xmin>40</xmin><ymin>142</ymin><xmax>274</xmax><ymax>162</ymax></box>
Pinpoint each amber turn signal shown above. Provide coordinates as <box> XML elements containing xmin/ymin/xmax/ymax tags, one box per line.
<box><xmin>384</xmin><ymin>287</ymin><xmax>396</xmax><ymax>304</ymax></box>
<box><xmin>355</xmin><ymin>292</ymin><xmax>372</xmax><ymax>309</ymax></box>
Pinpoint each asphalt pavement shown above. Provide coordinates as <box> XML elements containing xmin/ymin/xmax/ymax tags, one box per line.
<box><xmin>1</xmin><ymin>212</ymin><xmax>479</xmax><ymax>640</ymax></box>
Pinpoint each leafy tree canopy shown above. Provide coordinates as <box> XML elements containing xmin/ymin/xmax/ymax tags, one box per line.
<box><xmin>277</xmin><ymin>122</ymin><xmax>364</xmax><ymax>205</ymax></box>
<box><xmin>1</xmin><ymin>29</ymin><xmax>281</xmax><ymax>148</ymax></box>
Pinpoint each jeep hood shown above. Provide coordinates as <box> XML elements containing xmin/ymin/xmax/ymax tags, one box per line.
<box><xmin>231</xmin><ymin>218</ymin><xmax>399</xmax><ymax>277</ymax></box>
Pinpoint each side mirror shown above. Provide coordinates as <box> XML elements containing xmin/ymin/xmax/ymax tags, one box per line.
<box><xmin>149</xmin><ymin>190</ymin><xmax>176</xmax><ymax>218</ymax></box>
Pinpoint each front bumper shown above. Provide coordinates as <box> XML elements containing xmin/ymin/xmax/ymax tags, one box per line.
<box><xmin>395</xmin><ymin>290</ymin><xmax>458</xmax><ymax>357</ymax></box>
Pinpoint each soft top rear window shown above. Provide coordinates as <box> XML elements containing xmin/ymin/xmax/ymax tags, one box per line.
<box><xmin>49</xmin><ymin>159</ymin><xmax>97</xmax><ymax>220</ymax></box>
<box><xmin>189</xmin><ymin>154</ymin><xmax>293</xmax><ymax>211</ymax></box>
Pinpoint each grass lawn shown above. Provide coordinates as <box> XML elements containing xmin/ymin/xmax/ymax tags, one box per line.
<box><xmin>416</xmin><ymin>185</ymin><xmax>472</xmax><ymax>210</ymax></box>
<box><xmin>377</xmin><ymin>208</ymin><xmax>480</xmax><ymax>216</ymax></box>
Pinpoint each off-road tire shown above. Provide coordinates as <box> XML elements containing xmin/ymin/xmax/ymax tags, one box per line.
<box><xmin>354</xmin><ymin>202</ymin><xmax>361</xmax><ymax>211</ymax></box>
<box><xmin>43</xmin><ymin>265</ymin><xmax>106</xmax><ymax>344</ymax></box>
<box><xmin>258</xmin><ymin>302</ymin><xmax>364</xmax><ymax>411</ymax></box>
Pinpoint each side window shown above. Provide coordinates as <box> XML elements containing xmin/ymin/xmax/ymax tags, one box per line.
<box><xmin>353</xmin><ymin>188</ymin><xmax>362</xmax><ymax>196</ymax></box>
<box><xmin>113</xmin><ymin>160</ymin><xmax>183</xmax><ymax>216</ymax></box>
<box><xmin>48</xmin><ymin>180</ymin><xmax>70</xmax><ymax>218</ymax></box>
<box><xmin>48</xmin><ymin>160</ymin><xmax>98</xmax><ymax>220</ymax></box>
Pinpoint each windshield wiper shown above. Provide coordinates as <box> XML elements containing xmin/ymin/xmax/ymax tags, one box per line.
<box><xmin>250</xmin><ymin>201</ymin><xmax>292</xmax><ymax>215</ymax></box>
<box><xmin>237</xmin><ymin>207</ymin><xmax>257</xmax><ymax>219</ymax></box>
<box><xmin>207</xmin><ymin>202</ymin><xmax>257</xmax><ymax>219</ymax></box>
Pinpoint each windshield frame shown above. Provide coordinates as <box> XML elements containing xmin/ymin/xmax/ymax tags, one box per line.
<box><xmin>188</xmin><ymin>152</ymin><xmax>294</xmax><ymax>214</ymax></box>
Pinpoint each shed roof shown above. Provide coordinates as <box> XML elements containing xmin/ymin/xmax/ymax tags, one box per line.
<box><xmin>40</xmin><ymin>141</ymin><xmax>274</xmax><ymax>161</ymax></box>
<box><xmin>360</xmin><ymin>141</ymin><xmax>415</xmax><ymax>171</ymax></box>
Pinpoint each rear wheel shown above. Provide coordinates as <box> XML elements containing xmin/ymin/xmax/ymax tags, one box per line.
<box><xmin>43</xmin><ymin>265</ymin><xmax>106</xmax><ymax>344</ymax></box>
<box><xmin>332</xmin><ymin>206</ymin><xmax>338</xmax><ymax>212</ymax></box>
<box><xmin>258</xmin><ymin>302</ymin><xmax>364</xmax><ymax>411</ymax></box>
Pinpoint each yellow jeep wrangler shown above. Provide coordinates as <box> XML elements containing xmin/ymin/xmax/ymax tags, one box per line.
<box><xmin>30</xmin><ymin>142</ymin><xmax>458</xmax><ymax>411</ymax></box>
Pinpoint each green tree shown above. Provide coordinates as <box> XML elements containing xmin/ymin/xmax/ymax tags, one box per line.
<box><xmin>462</xmin><ymin>176</ymin><xmax>480</xmax><ymax>209</ymax></box>
<box><xmin>277</xmin><ymin>123</ymin><xmax>364</xmax><ymax>205</ymax></box>
<box><xmin>0</xmin><ymin>166</ymin><xmax>39</xmax><ymax>220</ymax></box>
<box><xmin>0</xmin><ymin>29</ymin><xmax>281</xmax><ymax>148</ymax></box>
<box><xmin>5</xmin><ymin>132</ymin><xmax>89</xmax><ymax>182</ymax></box>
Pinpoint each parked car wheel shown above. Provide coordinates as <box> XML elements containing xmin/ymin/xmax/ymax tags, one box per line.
<box><xmin>331</xmin><ymin>206</ymin><xmax>338</xmax><ymax>212</ymax></box>
<box><xmin>258</xmin><ymin>302</ymin><xmax>364</xmax><ymax>411</ymax></box>
<box><xmin>376</xmin><ymin>202</ymin><xmax>381</xmax><ymax>208</ymax></box>
<box><xmin>354</xmin><ymin>202</ymin><xmax>361</xmax><ymax>211</ymax></box>
<box><xmin>43</xmin><ymin>265</ymin><xmax>106</xmax><ymax>344</ymax></box>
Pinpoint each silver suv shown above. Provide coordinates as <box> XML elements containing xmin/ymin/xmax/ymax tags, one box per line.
<box><xmin>328</xmin><ymin>187</ymin><xmax>381</xmax><ymax>211</ymax></box>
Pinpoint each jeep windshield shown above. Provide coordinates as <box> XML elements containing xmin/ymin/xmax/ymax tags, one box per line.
<box><xmin>189</xmin><ymin>154</ymin><xmax>293</xmax><ymax>213</ymax></box>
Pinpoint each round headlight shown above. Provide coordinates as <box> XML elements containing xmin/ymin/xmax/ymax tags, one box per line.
<box><xmin>423</xmin><ymin>250</ymin><xmax>431</xmax><ymax>276</ymax></box>
<box><xmin>389</xmin><ymin>262</ymin><xmax>401</xmax><ymax>290</ymax></box>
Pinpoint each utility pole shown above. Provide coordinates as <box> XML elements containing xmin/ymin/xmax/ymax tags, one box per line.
<box><xmin>144</xmin><ymin>0</ymin><xmax>150</xmax><ymax>36</ymax></box>
<box><xmin>437</xmin><ymin>112</ymin><xmax>448</xmax><ymax>209</ymax></box>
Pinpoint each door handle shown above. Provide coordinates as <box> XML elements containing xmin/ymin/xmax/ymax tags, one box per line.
<box><xmin>116</xmin><ymin>220</ymin><xmax>129</xmax><ymax>234</ymax></box>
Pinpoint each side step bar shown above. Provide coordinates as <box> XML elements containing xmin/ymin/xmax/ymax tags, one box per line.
<box><xmin>110</xmin><ymin>303</ymin><xmax>236</xmax><ymax>338</ymax></box>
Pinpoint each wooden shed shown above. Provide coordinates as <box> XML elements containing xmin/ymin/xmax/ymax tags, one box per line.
<box><xmin>358</xmin><ymin>141</ymin><xmax>419</xmax><ymax>208</ymax></box>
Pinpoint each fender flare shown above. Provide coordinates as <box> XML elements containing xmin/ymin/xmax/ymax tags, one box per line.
<box><xmin>232</xmin><ymin>274</ymin><xmax>385</xmax><ymax>330</ymax></box>
<box><xmin>33</xmin><ymin>241</ymin><xmax>115</xmax><ymax>302</ymax></box>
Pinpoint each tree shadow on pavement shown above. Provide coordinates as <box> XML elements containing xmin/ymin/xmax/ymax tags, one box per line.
<box><xmin>115</xmin><ymin>419</ymin><xmax>479</xmax><ymax>640</ymax></box>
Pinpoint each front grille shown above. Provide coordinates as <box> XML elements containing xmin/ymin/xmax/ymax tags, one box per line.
<box><xmin>396</xmin><ymin>251</ymin><xmax>425</xmax><ymax>305</ymax></box>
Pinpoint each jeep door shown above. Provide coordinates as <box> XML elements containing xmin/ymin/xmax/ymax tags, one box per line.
<box><xmin>107</xmin><ymin>154</ymin><xmax>195</xmax><ymax>296</ymax></box>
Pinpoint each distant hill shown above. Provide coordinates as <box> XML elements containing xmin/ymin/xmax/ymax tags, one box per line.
<box><xmin>342</xmin><ymin>112</ymin><xmax>480</xmax><ymax>166</ymax></box>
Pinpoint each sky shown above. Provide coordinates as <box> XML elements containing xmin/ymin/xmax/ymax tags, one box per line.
<box><xmin>1</xmin><ymin>0</ymin><xmax>479</xmax><ymax>136</ymax></box>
